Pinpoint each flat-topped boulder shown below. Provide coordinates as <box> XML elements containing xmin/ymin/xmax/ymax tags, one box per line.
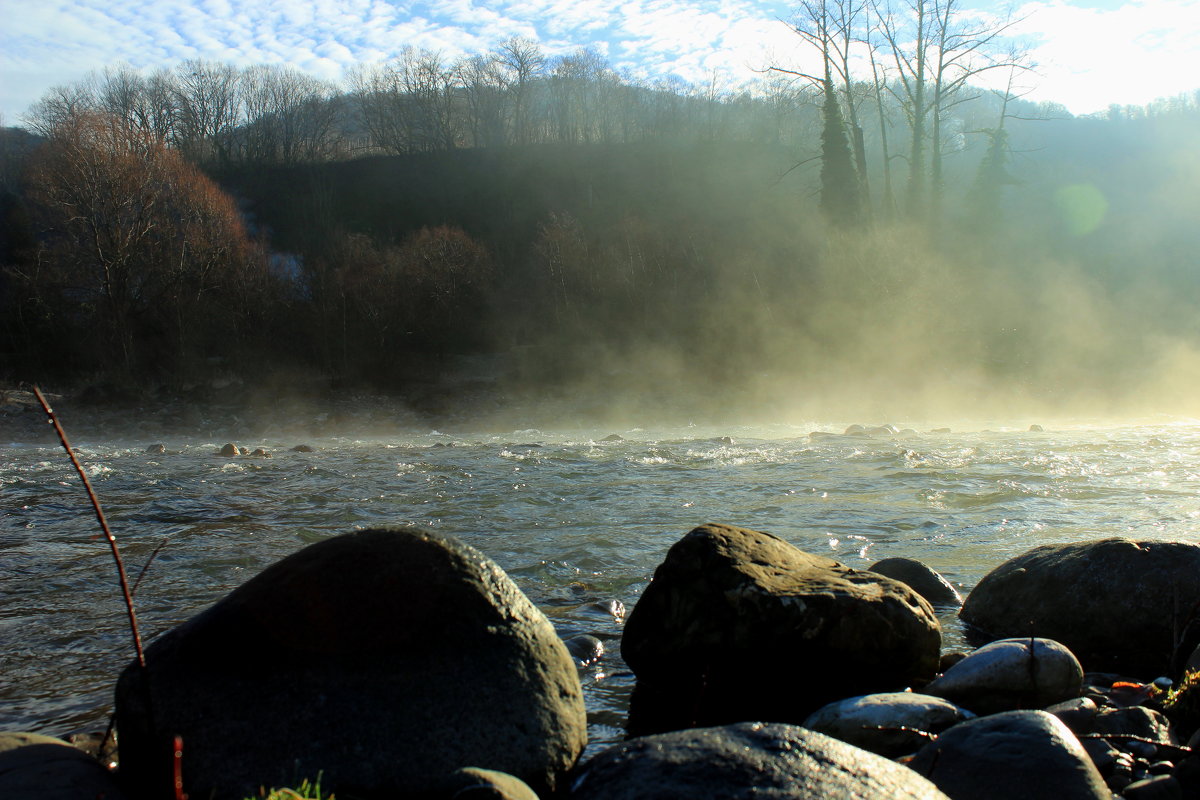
<box><xmin>621</xmin><ymin>524</ymin><xmax>941</xmax><ymax>735</ymax></box>
<box><xmin>960</xmin><ymin>538</ymin><xmax>1200</xmax><ymax>675</ymax></box>
<box><xmin>115</xmin><ymin>527</ymin><xmax>586</xmax><ymax>799</ymax></box>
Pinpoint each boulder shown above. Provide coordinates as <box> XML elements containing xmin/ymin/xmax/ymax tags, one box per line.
<box><xmin>0</xmin><ymin>732</ymin><xmax>129</xmax><ymax>800</ymax></box>
<box><xmin>115</xmin><ymin>527</ymin><xmax>586</xmax><ymax>800</ymax></box>
<box><xmin>907</xmin><ymin>710</ymin><xmax>1110</xmax><ymax>800</ymax></box>
<box><xmin>443</xmin><ymin>767</ymin><xmax>540</xmax><ymax>800</ymax></box>
<box><xmin>924</xmin><ymin>638</ymin><xmax>1083</xmax><ymax>715</ymax></box>
<box><xmin>869</xmin><ymin>557</ymin><xmax>962</xmax><ymax>606</ymax></box>
<box><xmin>218</xmin><ymin>442</ymin><xmax>239</xmax><ymax>457</ymax></box>
<box><xmin>570</xmin><ymin>722</ymin><xmax>951</xmax><ymax>799</ymax></box>
<box><xmin>802</xmin><ymin>692</ymin><xmax>974</xmax><ymax>758</ymax></box>
<box><xmin>959</xmin><ymin>538</ymin><xmax>1200</xmax><ymax>675</ymax></box>
<box><xmin>621</xmin><ymin>524</ymin><xmax>941</xmax><ymax>735</ymax></box>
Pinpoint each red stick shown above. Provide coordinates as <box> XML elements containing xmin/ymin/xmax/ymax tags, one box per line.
<box><xmin>33</xmin><ymin>386</ymin><xmax>146</xmax><ymax>668</ymax></box>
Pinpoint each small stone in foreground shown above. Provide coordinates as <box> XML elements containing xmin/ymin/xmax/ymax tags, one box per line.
<box><xmin>570</xmin><ymin>722</ymin><xmax>950</xmax><ymax>799</ymax></box>
<box><xmin>907</xmin><ymin>710</ymin><xmax>1109</xmax><ymax>800</ymax></box>
<box><xmin>0</xmin><ymin>732</ymin><xmax>129</xmax><ymax>800</ymax></box>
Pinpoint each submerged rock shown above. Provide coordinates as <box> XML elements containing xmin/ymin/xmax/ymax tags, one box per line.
<box><xmin>907</xmin><ymin>710</ymin><xmax>1110</xmax><ymax>800</ymax></box>
<box><xmin>869</xmin><ymin>557</ymin><xmax>962</xmax><ymax>607</ymax></box>
<box><xmin>960</xmin><ymin>538</ymin><xmax>1200</xmax><ymax>675</ymax></box>
<box><xmin>217</xmin><ymin>442</ymin><xmax>239</xmax><ymax>457</ymax></box>
<box><xmin>571</xmin><ymin>722</ymin><xmax>951</xmax><ymax>799</ymax></box>
<box><xmin>115</xmin><ymin>527</ymin><xmax>586</xmax><ymax>800</ymax></box>
<box><xmin>621</xmin><ymin>524</ymin><xmax>941</xmax><ymax>735</ymax></box>
<box><xmin>802</xmin><ymin>692</ymin><xmax>974</xmax><ymax>758</ymax></box>
<box><xmin>0</xmin><ymin>732</ymin><xmax>129</xmax><ymax>800</ymax></box>
<box><xmin>144</xmin><ymin>443</ymin><xmax>166</xmax><ymax>455</ymax></box>
<box><xmin>924</xmin><ymin>637</ymin><xmax>1083</xmax><ymax>715</ymax></box>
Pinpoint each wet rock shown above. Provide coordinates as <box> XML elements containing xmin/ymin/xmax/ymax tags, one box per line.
<box><xmin>1122</xmin><ymin>774</ymin><xmax>1183</xmax><ymax>799</ymax></box>
<box><xmin>218</xmin><ymin>442</ymin><xmax>239</xmax><ymax>457</ymax></box>
<box><xmin>621</xmin><ymin>524</ymin><xmax>941</xmax><ymax>735</ymax></box>
<box><xmin>1030</xmin><ymin>424</ymin><xmax>1045</xmax><ymax>432</ymax></box>
<box><xmin>1047</xmin><ymin>696</ymin><xmax>1101</xmax><ymax>733</ymax></box>
<box><xmin>1088</xmin><ymin>706</ymin><xmax>1178</xmax><ymax>745</ymax></box>
<box><xmin>924</xmin><ymin>637</ymin><xmax>1083</xmax><ymax>715</ymax></box>
<box><xmin>907</xmin><ymin>710</ymin><xmax>1109</xmax><ymax>800</ymax></box>
<box><xmin>564</xmin><ymin>634</ymin><xmax>604</xmax><ymax>667</ymax></box>
<box><xmin>802</xmin><ymin>692</ymin><xmax>974</xmax><ymax>758</ymax></box>
<box><xmin>115</xmin><ymin>527</ymin><xmax>586</xmax><ymax>800</ymax></box>
<box><xmin>0</xmin><ymin>732</ymin><xmax>129</xmax><ymax>800</ymax></box>
<box><xmin>939</xmin><ymin>652</ymin><xmax>968</xmax><ymax>672</ymax></box>
<box><xmin>291</xmin><ymin>444</ymin><xmax>315</xmax><ymax>453</ymax></box>
<box><xmin>844</xmin><ymin>424</ymin><xmax>866</xmax><ymax>435</ymax></box>
<box><xmin>601</xmin><ymin>434</ymin><xmax>624</xmax><ymax>442</ymax></box>
<box><xmin>443</xmin><ymin>767</ymin><xmax>540</xmax><ymax>800</ymax></box>
<box><xmin>145</xmin><ymin>443</ymin><xmax>166</xmax><ymax>455</ymax></box>
<box><xmin>249</xmin><ymin>447</ymin><xmax>271</xmax><ymax>458</ymax></box>
<box><xmin>570</xmin><ymin>721</ymin><xmax>951</xmax><ymax>799</ymax></box>
<box><xmin>869</xmin><ymin>557</ymin><xmax>962</xmax><ymax>606</ymax></box>
<box><xmin>959</xmin><ymin>538</ymin><xmax>1200</xmax><ymax>675</ymax></box>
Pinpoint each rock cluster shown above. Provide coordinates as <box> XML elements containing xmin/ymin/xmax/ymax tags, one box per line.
<box><xmin>12</xmin><ymin>529</ymin><xmax>1200</xmax><ymax>799</ymax></box>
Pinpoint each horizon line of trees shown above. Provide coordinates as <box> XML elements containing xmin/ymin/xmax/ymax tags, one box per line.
<box><xmin>1</xmin><ymin>15</ymin><xmax>1198</xmax><ymax>403</ymax></box>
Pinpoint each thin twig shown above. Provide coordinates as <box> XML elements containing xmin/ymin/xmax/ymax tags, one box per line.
<box><xmin>33</xmin><ymin>386</ymin><xmax>146</xmax><ymax>669</ymax></box>
<box><xmin>132</xmin><ymin>536</ymin><xmax>172</xmax><ymax>597</ymax></box>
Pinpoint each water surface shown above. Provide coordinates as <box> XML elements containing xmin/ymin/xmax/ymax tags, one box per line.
<box><xmin>4</xmin><ymin>418</ymin><xmax>1199</xmax><ymax>750</ymax></box>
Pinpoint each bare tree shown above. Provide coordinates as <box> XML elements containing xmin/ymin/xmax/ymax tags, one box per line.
<box><xmin>172</xmin><ymin>59</ymin><xmax>243</xmax><ymax>164</ymax></box>
<box><xmin>496</xmin><ymin>36</ymin><xmax>545</xmax><ymax>145</ymax></box>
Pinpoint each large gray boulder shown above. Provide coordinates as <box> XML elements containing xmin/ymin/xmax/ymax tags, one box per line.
<box><xmin>621</xmin><ymin>524</ymin><xmax>941</xmax><ymax>735</ymax></box>
<box><xmin>959</xmin><ymin>538</ymin><xmax>1200</xmax><ymax>675</ymax></box>
<box><xmin>115</xmin><ymin>527</ymin><xmax>586</xmax><ymax>800</ymax></box>
<box><xmin>907</xmin><ymin>710</ymin><xmax>1110</xmax><ymax>800</ymax></box>
<box><xmin>0</xmin><ymin>732</ymin><xmax>129</xmax><ymax>800</ymax></box>
<box><xmin>570</xmin><ymin>722</ymin><xmax>951</xmax><ymax>799</ymax></box>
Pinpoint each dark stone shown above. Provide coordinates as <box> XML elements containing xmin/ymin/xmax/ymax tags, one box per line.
<box><xmin>869</xmin><ymin>557</ymin><xmax>962</xmax><ymax>606</ymax></box>
<box><xmin>621</xmin><ymin>524</ymin><xmax>941</xmax><ymax>736</ymax></box>
<box><xmin>1088</xmin><ymin>706</ymin><xmax>1178</xmax><ymax>745</ymax></box>
<box><xmin>218</xmin><ymin>442</ymin><xmax>239</xmax><ymax>457</ymax></box>
<box><xmin>0</xmin><ymin>732</ymin><xmax>129</xmax><ymax>800</ymax></box>
<box><xmin>601</xmin><ymin>434</ymin><xmax>624</xmax><ymax>442</ymax></box>
<box><xmin>115</xmin><ymin>527</ymin><xmax>586</xmax><ymax>800</ymax></box>
<box><xmin>1122</xmin><ymin>774</ymin><xmax>1183</xmax><ymax>799</ymax></box>
<box><xmin>570</xmin><ymin>722</ymin><xmax>950</xmax><ymax>799</ymax></box>
<box><xmin>145</xmin><ymin>443</ymin><xmax>166</xmax><ymax>455</ymax></box>
<box><xmin>802</xmin><ymin>692</ymin><xmax>973</xmax><ymax>758</ymax></box>
<box><xmin>564</xmin><ymin>635</ymin><xmax>604</xmax><ymax>667</ymax></box>
<box><xmin>907</xmin><ymin>710</ymin><xmax>1109</xmax><ymax>800</ymax></box>
<box><xmin>443</xmin><ymin>767</ymin><xmax>540</xmax><ymax>799</ymax></box>
<box><xmin>291</xmin><ymin>444</ymin><xmax>315</xmax><ymax>452</ymax></box>
<box><xmin>959</xmin><ymin>538</ymin><xmax>1200</xmax><ymax>675</ymax></box>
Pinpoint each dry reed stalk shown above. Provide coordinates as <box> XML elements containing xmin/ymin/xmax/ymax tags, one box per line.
<box><xmin>32</xmin><ymin>385</ymin><xmax>146</xmax><ymax>668</ymax></box>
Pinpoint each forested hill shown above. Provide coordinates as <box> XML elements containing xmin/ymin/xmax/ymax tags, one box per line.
<box><xmin>1</xmin><ymin>51</ymin><xmax>1198</xmax><ymax>419</ymax></box>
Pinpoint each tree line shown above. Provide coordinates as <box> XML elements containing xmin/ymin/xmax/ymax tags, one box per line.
<box><xmin>2</xmin><ymin>20</ymin><xmax>1199</xmax><ymax>413</ymax></box>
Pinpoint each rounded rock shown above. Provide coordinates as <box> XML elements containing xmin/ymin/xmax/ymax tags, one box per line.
<box><xmin>571</xmin><ymin>722</ymin><xmax>951</xmax><ymax>799</ymax></box>
<box><xmin>115</xmin><ymin>527</ymin><xmax>586</xmax><ymax>800</ymax></box>
<box><xmin>0</xmin><ymin>732</ymin><xmax>129</xmax><ymax>800</ymax></box>
<box><xmin>869</xmin><ymin>557</ymin><xmax>962</xmax><ymax>607</ymax></box>
<box><xmin>802</xmin><ymin>692</ymin><xmax>974</xmax><ymax>758</ymax></box>
<box><xmin>924</xmin><ymin>637</ymin><xmax>1083</xmax><ymax>715</ymax></box>
<box><xmin>621</xmin><ymin>524</ymin><xmax>941</xmax><ymax>735</ymax></box>
<box><xmin>218</xmin><ymin>442</ymin><xmax>239</xmax><ymax>457</ymax></box>
<box><xmin>960</xmin><ymin>538</ymin><xmax>1200</xmax><ymax>675</ymax></box>
<box><xmin>907</xmin><ymin>710</ymin><xmax>1110</xmax><ymax>800</ymax></box>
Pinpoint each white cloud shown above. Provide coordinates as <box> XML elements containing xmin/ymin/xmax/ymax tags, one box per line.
<box><xmin>0</xmin><ymin>0</ymin><xmax>1196</xmax><ymax>123</ymax></box>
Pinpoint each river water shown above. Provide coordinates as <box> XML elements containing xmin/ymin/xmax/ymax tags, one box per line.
<box><xmin>4</xmin><ymin>415</ymin><xmax>1200</xmax><ymax>751</ymax></box>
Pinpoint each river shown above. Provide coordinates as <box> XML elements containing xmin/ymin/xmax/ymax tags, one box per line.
<box><xmin>3</xmin><ymin>413</ymin><xmax>1199</xmax><ymax>751</ymax></box>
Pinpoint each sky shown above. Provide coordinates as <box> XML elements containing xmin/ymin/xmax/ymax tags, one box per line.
<box><xmin>1</xmin><ymin>0</ymin><xmax>1198</xmax><ymax>125</ymax></box>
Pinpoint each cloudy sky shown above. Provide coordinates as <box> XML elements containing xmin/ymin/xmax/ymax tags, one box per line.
<box><xmin>1</xmin><ymin>0</ymin><xmax>1197</xmax><ymax>124</ymax></box>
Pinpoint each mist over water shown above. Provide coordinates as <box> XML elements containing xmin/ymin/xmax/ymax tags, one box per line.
<box><xmin>5</xmin><ymin>416</ymin><xmax>1200</xmax><ymax>752</ymax></box>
